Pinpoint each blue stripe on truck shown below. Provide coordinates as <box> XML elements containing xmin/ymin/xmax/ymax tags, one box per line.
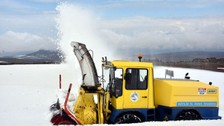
<box><xmin>176</xmin><ymin>102</ymin><xmax>217</xmax><ymax>107</ymax></box>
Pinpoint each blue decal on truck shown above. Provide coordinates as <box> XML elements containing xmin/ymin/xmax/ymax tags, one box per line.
<box><xmin>177</xmin><ymin>102</ymin><xmax>217</xmax><ymax>107</ymax></box>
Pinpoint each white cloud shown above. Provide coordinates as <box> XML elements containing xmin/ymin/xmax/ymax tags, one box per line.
<box><xmin>98</xmin><ymin>17</ymin><xmax>224</xmax><ymax>51</ymax></box>
<box><xmin>0</xmin><ymin>1</ymin><xmax>57</xmax><ymax>54</ymax></box>
<box><xmin>0</xmin><ymin>0</ymin><xmax>57</xmax><ymax>37</ymax></box>
<box><xmin>0</xmin><ymin>31</ymin><xmax>56</xmax><ymax>52</ymax></box>
<box><xmin>0</xmin><ymin>10</ymin><xmax>57</xmax><ymax>37</ymax></box>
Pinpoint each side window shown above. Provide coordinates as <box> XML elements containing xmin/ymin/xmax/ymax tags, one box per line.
<box><xmin>125</xmin><ymin>68</ymin><xmax>148</xmax><ymax>90</ymax></box>
<box><xmin>110</xmin><ymin>68</ymin><xmax>123</xmax><ymax>97</ymax></box>
<box><xmin>115</xmin><ymin>69</ymin><xmax>123</xmax><ymax>79</ymax></box>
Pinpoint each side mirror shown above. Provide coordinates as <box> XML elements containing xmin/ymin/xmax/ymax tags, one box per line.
<box><xmin>185</xmin><ymin>73</ymin><xmax>190</xmax><ymax>79</ymax></box>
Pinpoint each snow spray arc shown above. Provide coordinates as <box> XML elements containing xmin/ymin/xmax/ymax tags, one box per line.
<box><xmin>55</xmin><ymin>3</ymin><xmax>114</xmax><ymax>94</ymax></box>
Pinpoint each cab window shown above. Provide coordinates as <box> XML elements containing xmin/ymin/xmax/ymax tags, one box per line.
<box><xmin>109</xmin><ymin>68</ymin><xmax>123</xmax><ymax>97</ymax></box>
<box><xmin>125</xmin><ymin>68</ymin><xmax>148</xmax><ymax>90</ymax></box>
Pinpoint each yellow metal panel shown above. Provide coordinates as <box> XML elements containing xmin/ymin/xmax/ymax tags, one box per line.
<box><xmin>123</xmin><ymin>89</ymin><xmax>148</xmax><ymax>108</ymax></box>
<box><xmin>111</xmin><ymin>95</ymin><xmax>123</xmax><ymax>109</ymax></box>
<box><xmin>73</xmin><ymin>88</ymin><xmax>97</xmax><ymax>124</ymax></box>
<box><xmin>147</xmin><ymin>68</ymin><xmax>155</xmax><ymax>109</ymax></box>
<box><xmin>154</xmin><ymin>79</ymin><xmax>172</xmax><ymax>107</ymax></box>
<box><xmin>112</xmin><ymin>61</ymin><xmax>153</xmax><ymax>68</ymax></box>
<box><xmin>154</xmin><ymin>79</ymin><xmax>219</xmax><ymax>108</ymax></box>
<box><xmin>98</xmin><ymin>93</ymin><xmax>104</xmax><ymax>124</ymax></box>
<box><xmin>104</xmin><ymin>92</ymin><xmax>111</xmax><ymax>120</ymax></box>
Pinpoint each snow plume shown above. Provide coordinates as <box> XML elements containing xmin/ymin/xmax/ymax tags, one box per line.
<box><xmin>55</xmin><ymin>3</ymin><xmax>115</xmax><ymax>93</ymax></box>
<box><xmin>55</xmin><ymin>2</ymin><xmax>114</xmax><ymax>69</ymax></box>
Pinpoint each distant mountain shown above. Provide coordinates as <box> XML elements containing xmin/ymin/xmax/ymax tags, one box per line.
<box><xmin>142</xmin><ymin>51</ymin><xmax>224</xmax><ymax>72</ymax></box>
<box><xmin>144</xmin><ymin>51</ymin><xmax>224</xmax><ymax>62</ymax></box>
<box><xmin>0</xmin><ymin>51</ymin><xmax>34</xmax><ymax>57</ymax></box>
<box><xmin>20</xmin><ymin>50</ymin><xmax>61</xmax><ymax>60</ymax></box>
<box><xmin>0</xmin><ymin>50</ymin><xmax>64</xmax><ymax>64</ymax></box>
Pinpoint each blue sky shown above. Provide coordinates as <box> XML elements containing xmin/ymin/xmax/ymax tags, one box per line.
<box><xmin>0</xmin><ymin>0</ymin><xmax>224</xmax><ymax>55</ymax></box>
<box><xmin>66</xmin><ymin>0</ymin><xmax>224</xmax><ymax>18</ymax></box>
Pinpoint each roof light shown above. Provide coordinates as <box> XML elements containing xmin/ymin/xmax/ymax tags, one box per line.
<box><xmin>138</xmin><ymin>54</ymin><xmax>142</xmax><ymax>62</ymax></box>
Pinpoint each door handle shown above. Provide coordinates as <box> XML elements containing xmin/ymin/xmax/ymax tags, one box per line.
<box><xmin>142</xmin><ymin>96</ymin><xmax>147</xmax><ymax>98</ymax></box>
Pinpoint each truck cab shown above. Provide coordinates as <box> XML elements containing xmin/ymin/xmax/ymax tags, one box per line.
<box><xmin>105</xmin><ymin>60</ymin><xmax>156</xmax><ymax>123</ymax></box>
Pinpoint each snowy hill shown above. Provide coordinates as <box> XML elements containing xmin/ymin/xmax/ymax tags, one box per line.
<box><xmin>151</xmin><ymin>51</ymin><xmax>224</xmax><ymax>62</ymax></box>
<box><xmin>24</xmin><ymin>50</ymin><xmax>62</xmax><ymax>60</ymax></box>
<box><xmin>0</xmin><ymin>50</ymin><xmax>63</xmax><ymax>64</ymax></box>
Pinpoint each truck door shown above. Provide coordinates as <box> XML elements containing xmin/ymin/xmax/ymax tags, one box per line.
<box><xmin>123</xmin><ymin>68</ymin><xmax>149</xmax><ymax>108</ymax></box>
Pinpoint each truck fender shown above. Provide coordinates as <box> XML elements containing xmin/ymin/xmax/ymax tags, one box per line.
<box><xmin>114</xmin><ymin>111</ymin><xmax>145</xmax><ymax>124</ymax></box>
<box><xmin>175</xmin><ymin>109</ymin><xmax>201</xmax><ymax>120</ymax></box>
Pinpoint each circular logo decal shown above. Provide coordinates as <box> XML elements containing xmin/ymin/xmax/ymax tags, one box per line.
<box><xmin>130</xmin><ymin>92</ymin><xmax>139</xmax><ymax>102</ymax></box>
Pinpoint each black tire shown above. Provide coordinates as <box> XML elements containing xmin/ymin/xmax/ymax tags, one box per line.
<box><xmin>115</xmin><ymin>113</ymin><xmax>142</xmax><ymax>124</ymax></box>
<box><xmin>176</xmin><ymin>110</ymin><xmax>201</xmax><ymax>120</ymax></box>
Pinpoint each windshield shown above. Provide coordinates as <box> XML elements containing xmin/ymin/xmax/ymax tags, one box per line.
<box><xmin>106</xmin><ymin>68</ymin><xmax>123</xmax><ymax>97</ymax></box>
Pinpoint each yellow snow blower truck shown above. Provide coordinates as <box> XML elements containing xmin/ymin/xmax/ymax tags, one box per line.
<box><xmin>50</xmin><ymin>42</ymin><xmax>221</xmax><ymax>125</ymax></box>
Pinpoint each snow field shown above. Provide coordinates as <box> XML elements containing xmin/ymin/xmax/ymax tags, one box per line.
<box><xmin>0</xmin><ymin>64</ymin><xmax>79</xmax><ymax>126</ymax></box>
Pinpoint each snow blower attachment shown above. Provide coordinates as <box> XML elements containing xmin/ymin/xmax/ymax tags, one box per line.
<box><xmin>50</xmin><ymin>42</ymin><xmax>108</xmax><ymax>125</ymax></box>
<box><xmin>50</xmin><ymin>83</ymin><xmax>83</xmax><ymax>125</ymax></box>
<box><xmin>50</xmin><ymin>42</ymin><xmax>221</xmax><ymax>125</ymax></box>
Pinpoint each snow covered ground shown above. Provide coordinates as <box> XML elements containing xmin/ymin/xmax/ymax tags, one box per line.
<box><xmin>0</xmin><ymin>64</ymin><xmax>223</xmax><ymax>126</ymax></box>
